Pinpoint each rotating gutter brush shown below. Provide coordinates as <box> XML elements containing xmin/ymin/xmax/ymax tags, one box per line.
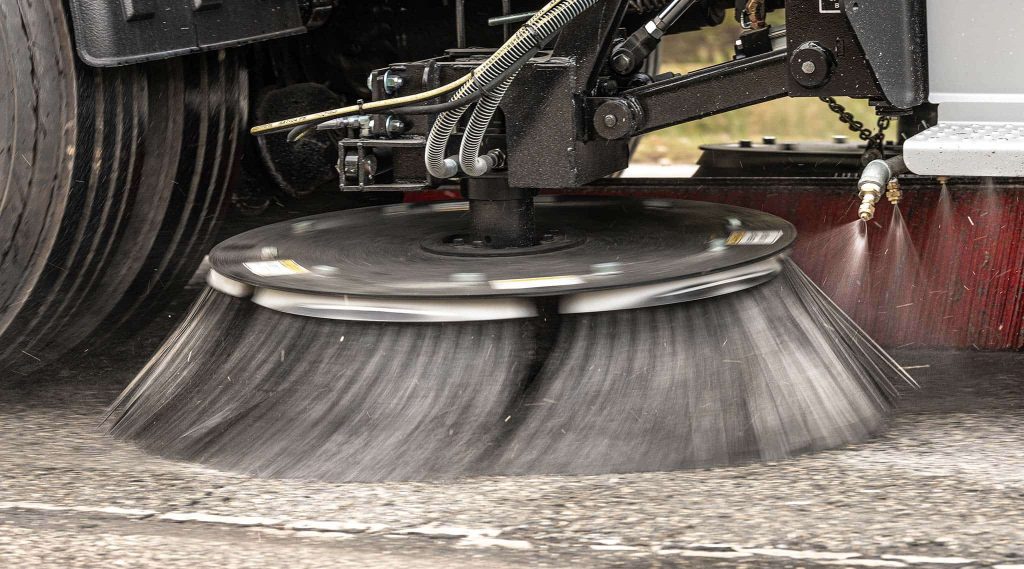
<box><xmin>107</xmin><ymin>0</ymin><xmax>915</xmax><ymax>481</ymax></box>
<box><xmin>108</xmin><ymin>192</ymin><xmax>913</xmax><ymax>482</ymax></box>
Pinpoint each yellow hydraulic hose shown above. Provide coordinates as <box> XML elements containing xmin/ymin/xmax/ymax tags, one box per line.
<box><xmin>250</xmin><ymin>74</ymin><xmax>473</xmax><ymax>136</ymax></box>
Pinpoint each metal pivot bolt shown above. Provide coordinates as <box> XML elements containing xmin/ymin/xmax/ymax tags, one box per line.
<box><xmin>791</xmin><ymin>42</ymin><xmax>833</xmax><ymax>89</ymax></box>
<box><xmin>594</xmin><ymin>99</ymin><xmax>640</xmax><ymax>140</ymax></box>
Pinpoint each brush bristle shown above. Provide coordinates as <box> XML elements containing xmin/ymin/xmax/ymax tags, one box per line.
<box><xmin>110</xmin><ymin>289</ymin><xmax>540</xmax><ymax>482</ymax></box>
<box><xmin>491</xmin><ymin>260</ymin><xmax>910</xmax><ymax>475</ymax></box>
<box><xmin>110</xmin><ymin>260</ymin><xmax>912</xmax><ymax>482</ymax></box>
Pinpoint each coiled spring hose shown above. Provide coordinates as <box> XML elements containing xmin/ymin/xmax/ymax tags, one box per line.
<box><xmin>425</xmin><ymin>0</ymin><xmax>597</xmax><ymax>178</ymax></box>
<box><xmin>459</xmin><ymin>74</ymin><xmax>517</xmax><ymax>176</ymax></box>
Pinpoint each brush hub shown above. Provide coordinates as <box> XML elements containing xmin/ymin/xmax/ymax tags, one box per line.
<box><xmin>420</xmin><ymin>227</ymin><xmax>584</xmax><ymax>257</ymax></box>
<box><xmin>207</xmin><ymin>197</ymin><xmax>796</xmax><ymax>321</ymax></box>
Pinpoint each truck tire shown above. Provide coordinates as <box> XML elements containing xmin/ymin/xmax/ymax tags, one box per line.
<box><xmin>0</xmin><ymin>0</ymin><xmax>248</xmax><ymax>375</ymax></box>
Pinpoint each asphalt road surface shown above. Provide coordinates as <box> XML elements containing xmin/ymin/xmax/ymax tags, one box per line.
<box><xmin>1</xmin><ymin>284</ymin><xmax>1022</xmax><ymax>568</ymax></box>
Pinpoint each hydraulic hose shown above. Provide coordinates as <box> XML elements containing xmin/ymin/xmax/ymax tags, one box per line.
<box><xmin>459</xmin><ymin>74</ymin><xmax>518</xmax><ymax>176</ymax></box>
<box><xmin>425</xmin><ymin>0</ymin><xmax>564</xmax><ymax>178</ymax></box>
<box><xmin>386</xmin><ymin>46</ymin><xmax>539</xmax><ymax>116</ymax></box>
<box><xmin>459</xmin><ymin>0</ymin><xmax>600</xmax><ymax>176</ymax></box>
<box><xmin>425</xmin><ymin>0</ymin><xmax>597</xmax><ymax>179</ymax></box>
<box><xmin>251</xmin><ymin>75</ymin><xmax>474</xmax><ymax>136</ymax></box>
<box><xmin>253</xmin><ymin>1</ymin><xmax>570</xmax><ymax>137</ymax></box>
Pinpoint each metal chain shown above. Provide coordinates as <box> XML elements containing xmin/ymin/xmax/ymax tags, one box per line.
<box><xmin>819</xmin><ymin>96</ymin><xmax>891</xmax><ymax>161</ymax></box>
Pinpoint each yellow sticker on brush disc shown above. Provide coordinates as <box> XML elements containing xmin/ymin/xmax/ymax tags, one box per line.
<box><xmin>726</xmin><ymin>230</ymin><xmax>785</xmax><ymax>246</ymax></box>
<box><xmin>243</xmin><ymin>260</ymin><xmax>310</xmax><ymax>277</ymax></box>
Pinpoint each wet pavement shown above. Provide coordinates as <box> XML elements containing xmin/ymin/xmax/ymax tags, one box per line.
<box><xmin>0</xmin><ymin>294</ymin><xmax>1022</xmax><ymax>568</ymax></box>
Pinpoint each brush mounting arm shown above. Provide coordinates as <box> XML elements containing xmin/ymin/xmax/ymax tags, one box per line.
<box><xmin>592</xmin><ymin>47</ymin><xmax>789</xmax><ymax>139</ymax></box>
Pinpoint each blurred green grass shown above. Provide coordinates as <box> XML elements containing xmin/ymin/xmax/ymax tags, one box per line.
<box><xmin>634</xmin><ymin>15</ymin><xmax>882</xmax><ymax>164</ymax></box>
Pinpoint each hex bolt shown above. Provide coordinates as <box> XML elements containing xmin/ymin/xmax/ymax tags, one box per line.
<box><xmin>452</xmin><ymin>237</ymin><xmax>466</xmax><ymax>246</ymax></box>
<box><xmin>382</xmin><ymin>70</ymin><xmax>404</xmax><ymax>95</ymax></box>
<box><xmin>603</xmin><ymin>114</ymin><xmax>618</xmax><ymax>128</ymax></box>
<box><xmin>801</xmin><ymin>60</ymin><xmax>817</xmax><ymax>75</ymax></box>
<box><xmin>260</xmin><ymin>246</ymin><xmax>278</xmax><ymax>260</ymax></box>
<box><xmin>727</xmin><ymin>217</ymin><xmax>743</xmax><ymax>229</ymax></box>
<box><xmin>833</xmin><ymin>135</ymin><xmax>848</xmax><ymax>144</ymax></box>
<box><xmin>611</xmin><ymin>53</ymin><xmax>633</xmax><ymax>74</ymax></box>
<box><xmin>385</xmin><ymin>116</ymin><xmax>405</xmax><ymax>136</ymax></box>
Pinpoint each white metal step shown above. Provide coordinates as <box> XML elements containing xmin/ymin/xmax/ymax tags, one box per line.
<box><xmin>903</xmin><ymin>122</ymin><xmax>1024</xmax><ymax>177</ymax></box>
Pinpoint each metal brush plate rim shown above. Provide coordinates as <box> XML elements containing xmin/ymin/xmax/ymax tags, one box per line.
<box><xmin>207</xmin><ymin>270</ymin><xmax>538</xmax><ymax>322</ymax></box>
<box><xmin>208</xmin><ymin>253</ymin><xmax>787</xmax><ymax>322</ymax></box>
<box><xmin>206</xmin><ymin>197</ymin><xmax>796</xmax><ymax>321</ymax></box>
<box><xmin>559</xmin><ymin>255</ymin><xmax>786</xmax><ymax>315</ymax></box>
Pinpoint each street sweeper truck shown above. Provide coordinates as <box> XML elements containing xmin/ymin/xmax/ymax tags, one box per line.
<box><xmin>3</xmin><ymin>0</ymin><xmax>1023</xmax><ymax>481</ymax></box>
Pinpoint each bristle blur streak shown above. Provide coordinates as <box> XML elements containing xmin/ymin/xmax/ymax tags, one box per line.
<box><xmin>110</xmin><ymin>261</ymin><xmax>913</xmax><ymax>482</ymax></box>
<box><xmin>110</xmin><ymin>290</ymin><xmax>538</xmax><ymax>482</ymax></box>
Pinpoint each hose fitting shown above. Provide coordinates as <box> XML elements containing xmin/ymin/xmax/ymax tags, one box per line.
<box><xmin>857</xmin><ymin>155</ymin><xmax>907</xmax><ymax>221</ymax></box>
<box><xmin>463</xmin><ymin>149</ymin><xmax>507</xmax><ymax>177</ymax></box>
<box><xmin>425</xmin><ymin>0</ymin><xmax>597</xmax><ymax>179</ymax></box>
<box><xmin>434</xmin><ymin>156</ymin><xmax>460</xmax><ymax>179</ymax></box>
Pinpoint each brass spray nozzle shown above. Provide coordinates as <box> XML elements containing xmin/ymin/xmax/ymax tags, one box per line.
<box><xmin>885</xmin><ymin>179</ymin><xmax>903</xmax><ymax>205</ymax></box>
<box><xmin>857</xmin><ymin>156</ymin><xmax>908</xmax><ymax>222</ymax></box>
<box><xmin>858</xmin><ymin>183</ymin><xmax>881</xmax><ymax>222</ymax></box>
